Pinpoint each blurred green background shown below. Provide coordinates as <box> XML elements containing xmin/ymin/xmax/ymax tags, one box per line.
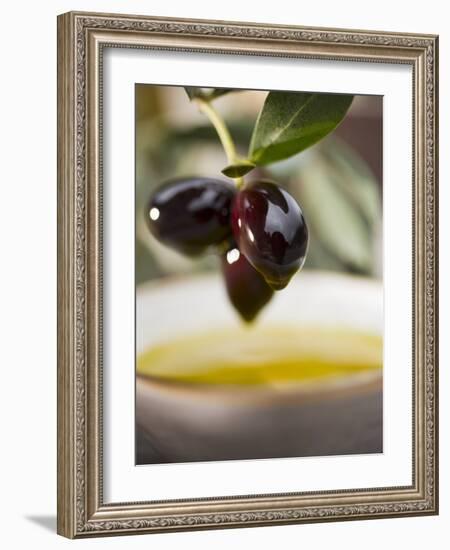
<box><xmin>135</xmin><ymin>86</ymin><xmax>382</xmax><ymax>287</ymax></box>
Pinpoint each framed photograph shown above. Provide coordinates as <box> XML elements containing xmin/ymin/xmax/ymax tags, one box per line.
<box><xmin>57</xmin><ymin>11</ymin><xmax>439</xmax><ymax>538</ymax></box>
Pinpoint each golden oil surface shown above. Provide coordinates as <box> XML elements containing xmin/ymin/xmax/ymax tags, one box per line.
<box><xmin>137</xmin><ymin>326</ymin><xmax>382</xmax><ymax>386</ymax></box>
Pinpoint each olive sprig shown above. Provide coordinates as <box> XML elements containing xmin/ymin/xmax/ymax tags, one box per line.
<box><xmin>187</xmin><ymin>87</ymin><xmax>354</xmax><ymax>186</ymax></box>
<box><xmin>146</xmin><ymin>87</ymin><xmax>353</xmax><ymax>322</ymax></box>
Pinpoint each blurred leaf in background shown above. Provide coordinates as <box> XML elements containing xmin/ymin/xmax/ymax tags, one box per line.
<box><xmin>278</xmin><ymin>139</ymin><xmax>382</xmax><ymax>277</ymax></box>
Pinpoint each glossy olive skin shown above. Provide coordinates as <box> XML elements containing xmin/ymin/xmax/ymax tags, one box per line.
<box><xmin>232</xmin><ymin>180</ymin><xmax>308</xmax><ymax>290</ymax></box>
<box><xmin>147</xmin><ymin>178</ymin><xmax>235</xmax><ymax>256</ymax></box>
<box><xmin>221</xmin><ymin>247</ymin><xmax>274</xmax><ymax>323</ymax></box>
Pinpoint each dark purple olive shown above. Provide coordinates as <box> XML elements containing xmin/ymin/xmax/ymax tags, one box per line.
<box><xmin>231</xmin><ymin>180</ymin><xmax>308</xmax><ymax>290</ymax></box>
<box><xmin>221</xmin><ymin>247</ymin><xmax>274</xmax><ymax>323</ymax></box>
<box><xmin>147</xmin><ymin>177</ymin><xmax>235</xmax><ymax>256</ymax></box>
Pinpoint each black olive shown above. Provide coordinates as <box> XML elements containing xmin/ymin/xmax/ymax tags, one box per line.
<box><xmin>147</xmin><ymin>177</ymin><xmax>235</xmax><ymax>256</ymax></box>
<box><xmin>232</xmin><ymin>180</ymin><xmax>308</xmax><ymax>290</ymax></box>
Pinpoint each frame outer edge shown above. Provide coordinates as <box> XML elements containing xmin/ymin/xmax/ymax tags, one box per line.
<box><xmin>57</xmin><ymin>12</ymin><xmax>77</xmax><ymax>539</ymax></box>
<box><xmin>430</xmin><ymin>35</ymin><xmax>439</xmax><ymax>514</ymax></box>
<box><xmin>56</xmin><ymin>10</ymin><xmax>439</xmax><ymax>537</ymax></box>
<box><xmin>434</xmin><ymin>35</ymin><xmax>439</xmax><ymax>515</ymax></box>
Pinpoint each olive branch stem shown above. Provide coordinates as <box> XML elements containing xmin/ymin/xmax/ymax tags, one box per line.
<box><xmin>194</xmin><ymin>97</ymin><xmax>244</xmax><ymax>188</ymax></box>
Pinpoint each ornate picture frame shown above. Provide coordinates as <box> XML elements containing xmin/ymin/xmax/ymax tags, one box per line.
<box><xmin>57</xmin><ymin>11</ymin><xmax>438</xmax><ymax>538</ymax></box>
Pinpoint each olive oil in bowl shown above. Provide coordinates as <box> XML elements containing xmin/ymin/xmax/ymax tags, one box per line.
<box><xmin>137</xmin><ymin>325</ymin><xmax>382</xmax><ymax>389</ymax></box>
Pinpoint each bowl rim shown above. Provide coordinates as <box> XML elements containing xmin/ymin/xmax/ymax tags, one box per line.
<box><xmin>136</xmin><ymin>269</ymin><xmax>382</xmax><ymax>295</ymax></box>
<box><xmin>136</xmin><ymin>269</ymin><xmax>383</xmax><ymax>400</ymax></box>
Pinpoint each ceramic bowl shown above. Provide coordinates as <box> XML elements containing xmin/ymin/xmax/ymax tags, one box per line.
<box><xmin>136</xmin><ymin>271</ymin><xmax>382</xmax><ymax>463</ymax></box>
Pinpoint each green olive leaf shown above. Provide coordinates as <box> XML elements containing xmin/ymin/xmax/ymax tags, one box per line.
<box><xmin>221</xmin><ymin>159</ymin><xmax>256</xmax><ymax>178</ymax></box>
<box><xmin>249</xmin><ymin>92</ymin><xmax>354</xmax><ymax>165</ymax></box>
<box><xmin>184</xmin><ymin>87</ymin><xmax>234</xmax><ymax>101</ymax></box>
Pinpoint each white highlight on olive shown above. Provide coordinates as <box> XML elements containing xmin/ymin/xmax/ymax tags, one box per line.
<box><xmin>247</xmin><ymin>228</ymin><xmax>255</xmax><ymax>243</ymax></box>
<box><xmin>237</xmin><ymin>218</ymin><xmax>242</xmax><ymax>228</ymax></box>
<box><xmin>149</xmin><ymin>207</ymin><xmax>160</xmax><ymax>221</ymax></box>
<box><xmin>226</xmin><ymin>248</ymin><xmax>240</xmax><ymax>265</ymax></box>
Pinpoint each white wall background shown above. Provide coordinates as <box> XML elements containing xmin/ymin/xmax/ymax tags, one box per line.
<box><xmin>0</xmin><ymin>0</ymin><xmax>446</xmax><ymax>548</ymax></box>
